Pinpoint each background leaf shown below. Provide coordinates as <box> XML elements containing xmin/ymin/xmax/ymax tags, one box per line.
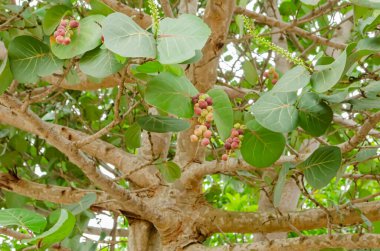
<box><xmin>273</xmin><ymin>163</ymin><xmax>291</xmax><ymax>207</ymax></box>
<box><xmin>125</xmin><ymin>123</ymin><xmax>141</xmax><ymax>148</ymax></box>
<box><xmin>137</xmin><ymin>115</ymin><xmax>190</xmax><ymax>133</ymax></box>
<box><xmin>156</xmin><ymin>161</ymin><xmax>181</xmax><ymax>183</ymax></box>
<box><xmin>64</xmin><ymin>193</ymin><xmax>97</xmax><ymax>215</ymax></box>
<box><xmin>42</xmin><ymin>5</ymin><xmax>70</xmax><ymax>35</ymax></box>
<box><xmin>0</xmin><ymin>208</ymin><xmax>46</xmax><ymax>233</ymax></box>
<box><xmin>272</xmin><ymin>66</ymin><xmax>310</xmax><ymax>93</ymax></box>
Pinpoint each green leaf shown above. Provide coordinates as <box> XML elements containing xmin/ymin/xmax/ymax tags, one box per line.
<box><xmin>51</xmin><ymin>15</ymin><xmax>104</xmax><ymax>59</ymax></box>
<box><xmin>89</xmin><ymin>0</ymin><xmax>114</xmax><ymax>15</ymax></box>
<box><xmin>180</xmin><ymin>50</ymin><xmax>203</xmax><ymax>64</ymax></box>
<box><xmin>0</xmin><ymin>209</ymin><xmax>46</xmax><ymax>233</ymax></box>
<box><xmin>42</xmin><ymin>5</ymin><xmax>70</xmax><ymax>35</ymax></box>
<box><xmin>298</xmin><ymin>146</ymin><xmax>342</xmax><ymax>189</ymax></box>
<box><xmin>272</xmin><ymin>66</ymin><xmax>310</xmax><ymax>93</ymax></box>
<box><xmin>135</xmin><ymin>61</ymin><xmax>163</xmax><ymax>73</ymax></box>
<box><xmin>156</xmin><ymin>161</ymin><xmax>181</xmax><ymax>183</ymax></box>
<box><xmin>349</xmin><ymin>97</ymin><xmax>380</xmax><ymax>110</ymax></box>
<box><xmin>350</xmin><ymin>0</ymin><xmax>380</xmax><ymax>9</ymax></box>
<box><xmin>136</xmin><ymin>115</ymin><xmax>190</xmax><ymax>133</ymax></box>
<box><xmin>241</xmin><ymin>120</ymin><xmax>286</xmax><ymax>167</ymax></box>
<box><xmin>79</xmin><ymin>47</ymin><xmax>123</xmax><ymax>78</ymax></box>
<box><xmin>0</xmin><ymin>57</ymin><xmax>13</xmax><ymax>95</ymax></box>
<box><xmin>359</xmin><ymin>15</ymin><xmax>380</xmax><ymax>34</ymax></box>
<box><xmin>347</xmin><ymin>37</ymin><xmax>380</xmax><ymax>68</ymax></box>
<box><xmin>157</xmin><ymin>14</ymin><xmax>211</xmax><ymax>64</ymax></box>
<box><xmin>125</xmin><ymin>123</ymin><xmax>141</xmax><ymax>148</ymax></box>
<box><xmin>311</xmin><ymin>48</ymin><xmax>347</xmax><ymax>92</ymax></box>
<box><xmin>242</xmin><ymin>61</ymin><xmax>258</xmax><ymax>86</ymax></box>
<box><xmin>9</xmin><ymin>35</ymin><xmax>63</xmax><ymax>83</ymax></box>
<box><xmin>363</xmin><ymin>81</ymin><xmax>380</xmax><ymax>98</ymax></box>
<box><xmin>251</xmin><ymin>91</ymin><xmax>298</xmax><ymax>133</ymax></box>
<box><xmin>356</xmin><ymin>148</ymin><xmax>378</xmax><ymax>162</ymax></box>
<box><xmin>145</xmin><ymin>72</ymin><xmax>198</xmax><ymax>118</ymax></box>
<box><xmin>207</xmin><ymin>89</ymin><xmax>234</xmax><ymax>140</ymax></box>
<box><xmin>273</xmin><ymin>163</ymin><xmax>291</xmax><ymax>207</ymax></box>
<box><xmin>102</xmin><ymin>12</ymin><xmax>156</xmax><ymax>58</ymax></box>
<box><xmin>25</xmin><ymin>209</ymin><xmax>76</xmax><ymax>248</ymax></box>
<box><xmin>64</xmin><ymin>193</ymin><xmax>97</xmax><ymax>215</ymax></box>
<box><xmin>297</xmin><ymin>93</ymin><xmax>333</xmax><ymax>136</ymax></box>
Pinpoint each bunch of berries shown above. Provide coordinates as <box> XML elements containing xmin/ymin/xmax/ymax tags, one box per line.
<box><xmin>222</xmin><ymin>123</ymin><xmax>246</xmax><ymax>161</ymax></box>
<box><xmin>263</xmin><ymin>67</ymin><xmax>279</xmax><ymax>85</ymax></box>
<box><xmin>54</xmin><ymin>18</ymin><xmax>80</xmax><ymax>45</ymax></box>
<box><xmin>190</xmin><ymin>93</ymin><xmax>214</xmax><ymax>147</ymax></box>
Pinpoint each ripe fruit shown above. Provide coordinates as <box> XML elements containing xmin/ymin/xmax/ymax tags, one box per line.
<box><xmin>203</xmin><ymin>130</ymin><xmax>212</xmax><ymax>138</ymax></box>
<box><xmin>190</xmin><ymin>134</ymin><xmax>198</xmax><ymax>142</ymax></box>
<box><xmin>69</xmin><ymin>20</ymin><xmax>79</xmax><ymax>28</ymax></box>
<box><xmin>54</xmin><ymin>18</ymin><xmax>79</xmax><ymax>45</ymax></box>
<box><xmin>224</xmin><ymin>142</ymin><xmax>231</xmax><ymax>150</ymax></box>
<box><xmin>222</xmin><ymin>154</ymin><xmax>228</xmax><ymax>161</ymax></box>
<box><xmin>231</xmin><ymin>141</ymin><xmax>239</xmax><ymax>149</ymax></box>
<box><xmin>201</xmin><ymin>138</ymin><xmax>210</xmax><ymax>146</ymax></box>
<box><xmin>194</xmin><ymin>128</ymin><xmax>202</xmax><ymax>137</ymax></box>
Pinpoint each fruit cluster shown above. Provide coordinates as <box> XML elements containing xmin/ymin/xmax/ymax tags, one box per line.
<box><xmin>190</xmin><ymin>93</ymin><xmax>214</xmax><ymax>147</ymax></box>
<box><xmin>54</xmin><ymin>19</ymin><xmax>80</xmax><ymax>45</ymax></box>
<box><xmin>263</xmin><ymin>67</ymin><xmax>279</xmax><ymax>84</ymax></box>
<box><xmin>222</xmin><ymin>123</ymin><xmax>245</xmax><ymax>161</ymax></box>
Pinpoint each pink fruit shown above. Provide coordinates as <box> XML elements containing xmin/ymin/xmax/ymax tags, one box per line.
<box><xmin>206</xmin><ymin>113</ymin><xmax>213</xmax><ymax>122</ymax></box>
<box><xmin>263</xmin><ymin>71</ymin><xmax>269</xmax><ymax>78</ymax></box>
<box><xmin>205</xmin><ymin>97</ymin><xmax>213</xmax><ymax>105</ymax></box>
<box><xmin>198</xmin><ymin>100</ymin><xmax>208</xmax><ymax>109</ymax></box>
<box><xmin>231</xmin><ymin>141</ymin><xmax>239</xmax><ymax>149</ymax></box>
<box><xmin>57</xmin><ymin>25</ymin><xmax>66</xmax><ymax>31</ymax></box>
<box><xmin>60</xmin><ymin>19</ymin><xmax>68</xmax><ymax>27</ymax></box>
<box><xmin>194</xmin><ymin>128</ymin><xmax>202</xmax><ymax>137</ymax></box>
<box><xmin>201</xmin><ymin>138</ymin><xmax>210</xmax><ymax>146</ymax></box>
<box><xmin>194</xmin><ymin>107</ymin><xmax>202</xmax><ymax>116</ymax></box>
<box><xmin>233</xmin><ymin>137</ymin><xmax>240</xmax><ymax>143</ymax></box>
<box><xmin>205</xmin><ymin>122</ymin><xmax>211</xmax><ymax>129</ymax></box>
<box><xmin>272</xmin><ymin>79</ymin><xmax>278</xmax><ymax>84</ymax></box>
<box><xmin>63</xmin><ymin>37</ymin><xmax>71</xmax><ymax>45</ymax></box>
<box><xmin>55</xmin><ymin>35</ymin><xmax>65</xmax><ymax>44</ymax></box>
<box><xmin>69</xmin><ymin>20</ymin><xmax>79</xmax><ymax>28</ymax></box>
<box><xmin>222</xmin><ymin>154</ymin><xmax>228</xmax><ymax>161</ymax></box>
<box><xmin>224</xmin><ymin>142</ymin><xmax>231</xmax><ymax>150</ymax></box>
<box><xmin>238</xmin><ymin>129</ymin><xmax>244</xmax><ymax>135</ymax></box>
<box><xmin>226</xmin><ymin>138</ymin><xmax>233</xmax><ymax>144</ymax></box>
<box><xmin>190</xmin><ymin>134</ymin><xmax>198</xmax><ymax>142</ymax></box>
<box><xmin>231</xmin><ymin>129</ymin><xmax>239</xmax><ymax>137</ymax></box>
<box><xmin>203</xmin><ymin>130</ymin><xmax>212</xmax><ymax>138</ymax></box>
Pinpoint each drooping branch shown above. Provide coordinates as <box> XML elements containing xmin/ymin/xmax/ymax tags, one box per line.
<box><xmin>187</xmin><ymin>233</ymin><xmax>380</xmax><ymax>251</ymax></box>
<box><xmin>203</xmin><ymin>200</ymin><xmax>380</xmax><ymax>234</ymax></box>
<box><xmin>235</xmin><ymin>7</ymin><xmax>346</xmax><ymax>50</ymax></box>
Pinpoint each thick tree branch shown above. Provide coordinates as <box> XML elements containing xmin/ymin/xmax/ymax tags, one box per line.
<box><xmin>188</xmin><ymin>233</ymin><xmax>380</xmax><ymax>251</ymax></box>
<box><xmin>235</xmin><ymin>7</ymin><xmax>346</xmax><ymax>50</ymax></box>
<box><xmin>204</xmin><ymin>200</ymin><xmax>380</xmax><ymax>234</ymax></box>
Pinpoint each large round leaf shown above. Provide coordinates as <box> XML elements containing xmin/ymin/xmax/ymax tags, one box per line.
<box><xmin>251</xmin><ymin>91</ymin><xmax>298</xmax><ymax>133</ymax></box>
<box><xmin>0</xmin><ymin>56</ymin><xmax>13</xmax><ymax>94</ymax></box>
<box><xmin>272</xmin><ymin>66</ymin><xmax>310</xmax><ymax>93</ymax></box>
<box><xmin>311</xmin><ymin>48</ymin><xmax>347</xmax><ymax>93</ymax></box>
<box><xmin>145</xmin><ymin>73</ymin><xmax>198</xmax><ymax>118</ymax></box>
<box><xmin>42</xmin><ymin>5</ymin><xmax>70</xmax><ymax>35</ymax></box>
<box><xmin>298</xmin><ymin>146</ymin><xmax>342</xmax><ymax>189</ymax></box>
<box><xmin>79</xmin><ymin>47</ymin><xmax>123</xmax><ymax>78</ymax></box>
<box><xmin>137</xmin><ymin>115</ymin><xmax>190</xmax><ymax>133</ymax></box>
<box><xmin>241</xmin><ymin>120</ymin><xmax>285</xmax><ymax>167</ymax></box>
<box><xmin>51</xmin><ymin>15</ymin><xmax>105</xmax><ymax>59</ymax></box>
<box><xmin>0</xmin><ymin>208</ymin><xmax>46</xmax><ymax>233</ymax></box>
<box><xmin>9</xmin><ymin>35</ymin><xmax>63</xmax><ymax>83</ymax></box>
<box><xmin>102</xmin><ymin>12</ymin><xmax>156</xmax><ymax>58</ymax></box>
<box><xmin>157</xmin><ymin>14</ymin><xmax>211</xmax><ymax>64</ymax></box>
<box><xmin>297</xmin><ymin>92</ymin><xmax>333</xmax><ymax>136</ymax></box>
<box><xmin>207</xmin><ymin>89</ymin><xmax>233</xmax><ymax>140</ymax></box>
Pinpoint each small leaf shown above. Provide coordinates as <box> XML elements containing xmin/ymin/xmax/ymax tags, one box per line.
<box><xmin>145</xmin><ymin>72</ymin><xmax>198</xmax><ymax>118</ymax></box>
<box><xmin>137</xmin><ymin>115</ymin><xmax>190</xmax><ymax>133</ymax></box>
<box><xmin>311</xmin><ymin>49</ymin><xmax>347</xmax><ymax>92</ymax></box>
<box><xmin>0</xmin><ymin>209</ymin><xmax>46</xmax><ymax>233</ymax></box>
<box><xmin>79</xmin><ymin>47</ymin><xmax>123</xmax><ymax>78</ymax></box>
<box><xmin>0</xmin><ymin>56</ymin><xmax>13</xmax><ymax>95</ymax></box>
<box><xmin>24</xmin><ymin>209</ymin><xmax>76</xmax><ymax>248</ymax></box>
<box><xmin>135</xmin><ymin>61</ymin><xmax>163</xmax><ymax>73</ymax></box>
<box><xmin>64</xmin><ymin>193</ymin><xmax>97</xmax><ymax>215</ymax></box>
<box><xmin>207</xmin><ymin>89</ymin><xmax>234</xmax><ymax>140</ymax></box>
<box><xmin>242</xmin><ymin>61</ymin><xmax>258</xmax><ymax>86</ymax></box>
<box><xmin>51</xmin><ymin>15</ymin><xmax>105</xmax><ymax>59</ymax></box>
<box><xmin>42</xmin><ymin>5</ymin><xmax>70</xmax><ymax>35</ymax></box>
<box><xmin>102</xmin><ymin>12</ymin><xmax>156</xmax><ymax>58</ymax></box>
<box><xmin>89</xmin><ymin>0</ymin><xmax>114</xmax><ymax>15</ymax></box>
<box><xmin>273</xmin><ymin>163</ymin><xmax>291</xmax><ymax>207</ymax></box>
<box><xmin>9</xmin><ymin>35</ymin><xmax>63</xmax><ymax>83</ymax></box>
<box><xmin>350</xmin><ymin>0</ymin><xmax>380</xmax><ymax>9</ymax></box>
<box><xmin>157</xmin><ymin>14</ymin><xmax>211</xmax><ymax>64</ymax></box>
<box><xmin>298</xmin><ymin>146</ymin><xmax>342</xmax><ymax>189</ymax></box>
<box><xmin>241</xmin><ymin>120</ymin><xmax>286</xmax><ymax>167</ymax></box>
<box><xmin>297</xmin><ymin>92</ymin><xmax>333</xmax><ymax>136</ymax></box>
<box><xmin>125</xmin><ymin>123</ymin><xmax>141</xmax><ymax>148</ymax></box>
<box><xmin>251</xmin><ymin>91</ymin><xmax>298</xmax><ymax>133</ymax></box>
<box><xmin>272</xmin><ymin>66</ymin><xmax>310</xmax><ymax>93</ymax></box>
<box><xmin>157</xmin><ymin>161</ymin><xmax>181</xmax><ymax>183</ymax></box>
